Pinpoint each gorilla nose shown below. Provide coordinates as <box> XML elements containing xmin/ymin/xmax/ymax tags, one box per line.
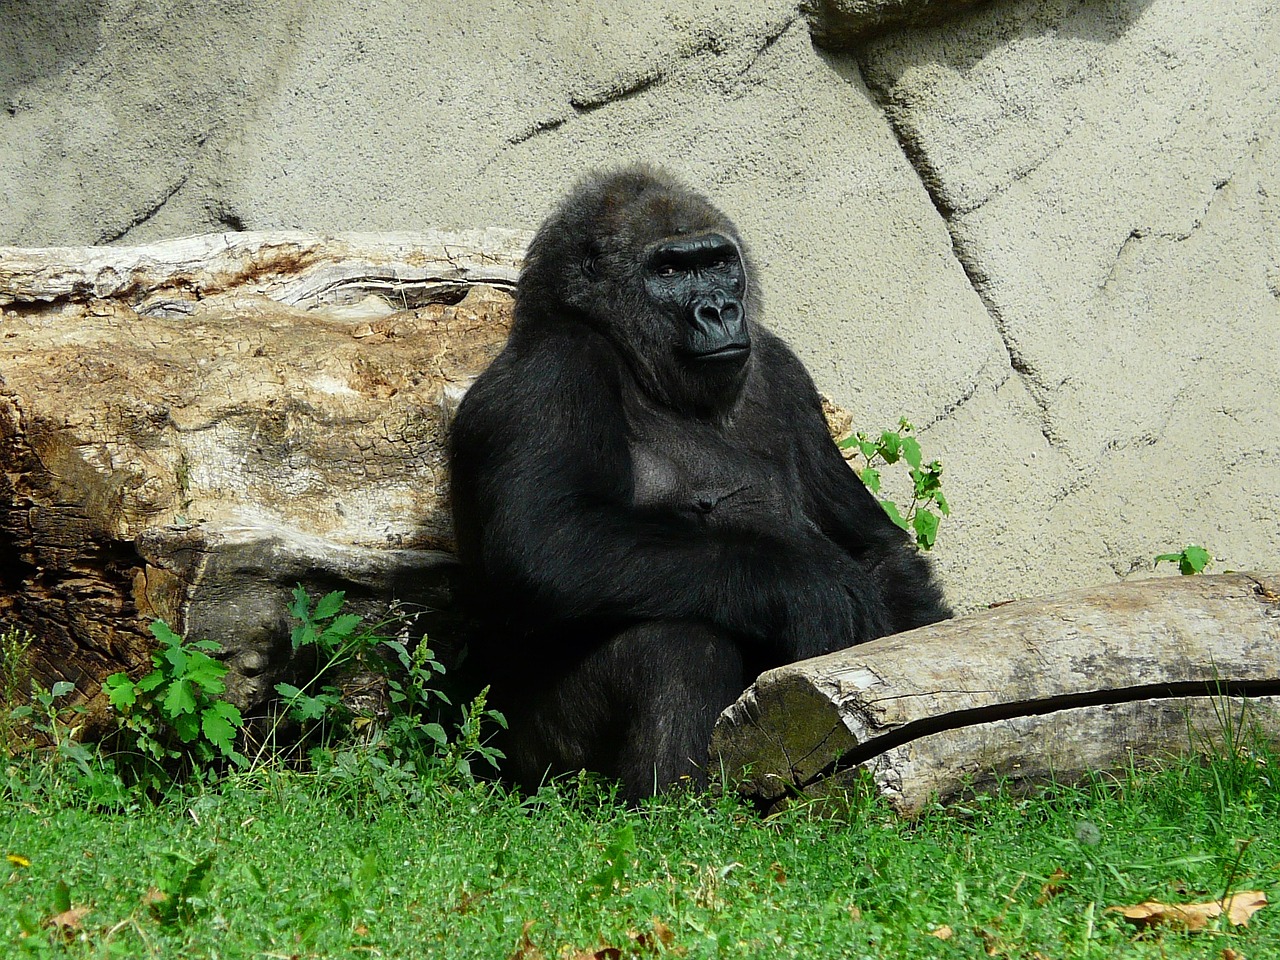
<box><xmin>694</xmin><ymin>299</ymin><xmax>743</xmax><ymax>329</ymax></box>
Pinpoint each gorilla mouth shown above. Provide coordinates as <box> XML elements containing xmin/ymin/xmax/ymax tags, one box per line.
<box><xmin>688</xmin><ymin>342</ymin><xmax>750</xmax><ymax>362</ymax></box>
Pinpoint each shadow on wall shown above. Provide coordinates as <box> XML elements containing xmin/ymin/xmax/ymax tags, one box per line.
<box><xmin>0</xmin><ymin>0</ymin><xmax>108</xmax><ymax>106</ymax></box>
<box><xmin>849</xmin><ymin>0</ymin><xmax>1159</xmax><ymax>64</ymax></box>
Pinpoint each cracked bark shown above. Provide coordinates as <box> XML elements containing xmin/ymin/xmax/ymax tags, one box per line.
<box><xmin>712</xmin><ymin>573</ymin><xmax>1280</xmax><ymax>815</ymax></box>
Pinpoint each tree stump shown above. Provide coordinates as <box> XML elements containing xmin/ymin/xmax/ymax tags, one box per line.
<box><xmin>0</xmin><ymin>231</ymin><xmax>527</xmax><ymax>716</ymax></box>
<box><xmin>712</xmin><ymin>573</ymin><xmax>1280</xmax><ymax>815</ymax></box>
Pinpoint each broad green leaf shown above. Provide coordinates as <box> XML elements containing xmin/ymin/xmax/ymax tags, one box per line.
<box><xmin>102</xmin><ymin>673</ymin><xmax>137</xmax><ymax>709</ymax></box>
<box><xmin>50</xmin><ymin>680</ymin><xmax>76</xmax><ymax>699</ymax></box>
<box><xmin>136</xmin><ymin>668</ymin><xmax>166</xmax><ymax>693</ymax></box>
<box><xmin>901</xmin><ymin>436</ymin><xmax>923</xmax><ymax>470</ymax></box>
<box><xmin>291</xmin><ymin>623</ymin><xmax>318</xmax><ymax>649</ymax></box>
<box><xmin>320</xmin><ymin>613</ymin><xmax>363</xmax><ymax>644</ymax></box>
<box><xmin>913</xmin><ymin>509</ymin><xmax>940</xmax><ymax>550</ymax></box>
<box><xmin>879</xmin><ymin>499</ymin><xmax>908</xmax><ymax>531</ymax></box>
<box><xmin>1181</xmin><ymin>545</ymin><xmax>1212</xmax><ymax>575</ymax></box>
<box><xmin>149</xmin><ymin>620</ymin><xmax>184</xmax><ymax>647</ymax></box>
<box><xmin>423</xmin><ymin>722</ymin><xmax>449</xmax><ymax>747</ymax></box>
<box><xmin>879</xmin><ymin>431</ymin><xmax>902</xmax><ymax>463</ymax></box>
<box><xmin>163</xmin><ymin>678</ymin><xmax>197</xmax><ymax>717</ymax></box>
<box><xmin>859</xmin><ymin>467</ymin><xmax>881</xmax><ymax>493</ymax></box>
<box><xmin>162</xmin><ymin>643</ymin><xmax>189</xmax><ymax>675</ymax></box>
<box><xmin>201</xmin><ymin>703</ymin><xmax>242</xmax><ymax>753</ymax></box>
<box><xmin>183</xmin><ymin>652</ymin><xmax>228</xmax><ymax>693</ymax></box>
<box><xmin>314</xmin><ymin>590</ymin><xmax>347</xmax><ymax>621</ymax></box>
<box><xmin>288</xmin><ymin>585</ymin><xmax>311</xmax><ymax>622</ymax></box>
<box><xmin>172</xmin><ymin>710</ymin><xmax>200</xmax><ymax>742</ymax></box>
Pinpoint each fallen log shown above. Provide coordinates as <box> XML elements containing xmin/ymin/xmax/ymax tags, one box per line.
<box><xmin>712</xmin><ymin>573</ymin><xmax>1280</xmax><ymax>815</ymax></box>
<box><xmin>0</xmin><ymin>231</ymin><xmax>526</xmax><ymax>714</ymax></box>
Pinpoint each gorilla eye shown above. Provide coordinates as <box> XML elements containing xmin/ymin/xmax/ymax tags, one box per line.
<box><xmin>655</xmin><ymin>263</ymin><xmax>679</xmax><ymax>278</ymax></box>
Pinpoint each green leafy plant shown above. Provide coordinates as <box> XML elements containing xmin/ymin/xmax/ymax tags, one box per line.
<box><xmin>583</xmin><ymin>823</ymin><xmax>637</xmax><ymax>899</ymax></box>
<box><xmin>273</xmin><ymin>586</ymin><xmax>505</xmax><ymax>790</ymax></box>
<box><xmin>839</xmin><ymin>418</ymin><xmax>950</xmax><ymax>550</ymax></box>
<box><xmin>1155</xmin><ymin>544</ymin><xmax>1213</xmax><ymax>575</ymax></box>
<box><xmin>5</xmin><ymin>680</ymin><xmax>129</xmax><ymax>810</ymax></box>
<box><xmin>0</xmin><ymin>626</ymin><xmax>35</xmax><ymax>755</ymax></box>
<box><xmin>102</xmin><ymin>621</ymin><xmax>245</xmax><ymax>771</ymax></box>
<box><xmin>148</xmin><ymin>850</ymin><xmax>216</xmax><ymax>926</ymax></box>
<box><xmin>273</xmin><ymin>586</ymin><xmax>375</xmax><ymax>736</ymax></box>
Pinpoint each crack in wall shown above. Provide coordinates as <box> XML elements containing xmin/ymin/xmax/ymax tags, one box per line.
<box><xmin>498</xmin><ymin>16</ymin><xmax>799</xmax><ymax>155</ymax></box>
<box><xmin>736</xmin><ymin>14</ymin><xmax>799</xmax><ymax>80</ymax></box>
<box><xmin>855</xmin><ymin>55</ymin><xmax>1059</xmax><ymax>445</ymax></box>
<box><xmin>99</xmin><ymin>173</ymin><xmax>190</xmax><ymax>245</ymax></box>
<box><xmin>1100</xmin><ymin>173</ymin><xmax>1234</xmax><ymax>290</ymax></box>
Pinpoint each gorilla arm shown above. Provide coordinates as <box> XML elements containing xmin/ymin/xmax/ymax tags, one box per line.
<box><xmin>758</xmin><ymin>335</ymin><xmax>954</xmax><ymax>632</ymax></box>
<box><xmin>449</xmin><ymin>323</ymin><xmax>867</xmax><ymax>656</ymax></box>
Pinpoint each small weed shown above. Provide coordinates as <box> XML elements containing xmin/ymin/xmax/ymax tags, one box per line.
<box><xmin>269</xmin><ymin>586</ymin><xmax>506</xmax><ymax>794</ymax></box>
<box><xmin>148</xmin><ymin>850</ymin><xmax>216</xmax><ymax>927</ymax></box>
<box><xmin>102</xmin><ymin>620</ymin><xmax>246</xmax><ymax>778</ymax></box>
<box><xmin>839</xmin><ymin>418</ymin><xmax>950</xmax><ymax>549</ymax></box>
<box><xmin>4</xmin><ymin>681</ymin><xmax>130</xmax><ymax>810</ymax></box>
<box><xmin>0</xmin><ymin>626</ymin><xmax>35</xmax><ymax>755</ymax></box>
<box><xmin>1155</xmin><ymin>544</ymin><xmax>1213</xmax><ymax>575</ymax></box>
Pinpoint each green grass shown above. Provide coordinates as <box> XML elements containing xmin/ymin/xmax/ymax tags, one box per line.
<box><xmin>3</xmin><ymin>744</ymin><xmax>1278</xmax><ymax>959</ymax></box>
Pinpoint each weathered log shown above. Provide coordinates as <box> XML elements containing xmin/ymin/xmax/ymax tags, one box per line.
<box><xmin>712</xmin><ymin>573</ymin><xmax>1280</xmax><ymax>815</ymax></box>
<box><xmin>0</xmin><ymin>231</ymin><xmax>527</xmax><ymax>715</ymax></box>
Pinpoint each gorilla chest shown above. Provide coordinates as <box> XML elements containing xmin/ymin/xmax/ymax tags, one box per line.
<box><xmin>627</xmin><ymin>418</ymin><xmax>798</xmax><ymax>529</ymax></box>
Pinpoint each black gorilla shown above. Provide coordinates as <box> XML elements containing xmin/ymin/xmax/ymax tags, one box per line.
<box><xmin>449</xmin><ymin>165</ymin><xmax>950</xmax><ymax>800</ymax></box>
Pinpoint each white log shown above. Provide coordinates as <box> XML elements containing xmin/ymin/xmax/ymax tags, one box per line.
<box><xmin>712</xmin><ymin>573</ymin><xmax>1280</xmax><ymax>814</ymax></box>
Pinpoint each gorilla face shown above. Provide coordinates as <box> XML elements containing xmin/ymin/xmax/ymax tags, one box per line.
<box><xmin>518</xmin><ymin>165</ymin><xmax>759</xmax><ymax>416</ymax></box>
<box><xmin>644</xmin><ymin>232</ymin><xmax>750</xmax><ymax>363</ymax></box>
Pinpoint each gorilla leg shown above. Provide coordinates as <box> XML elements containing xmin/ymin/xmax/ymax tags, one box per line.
<box><xmin>502</xmin><ymin>622</ymin><xmax>745</xmax><ymax>801</ymax></box>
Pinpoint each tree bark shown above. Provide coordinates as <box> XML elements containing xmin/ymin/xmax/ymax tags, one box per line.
<box><xmin>0</xmin><ymin>231</ymin><xmax>526</xmax><ymax>717</ymax></box>
<box><xmin>711</xmin><ymin>573</ymin><xmax>1280</xmax><ymax>815</ymax></box>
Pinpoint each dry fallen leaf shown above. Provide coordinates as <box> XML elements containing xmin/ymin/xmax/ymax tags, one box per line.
<box><xmin>973</xmin><ymin>926</ymin><xmax>1004</xmax><ymax>956</ymax></box>
<box><xmin>627</xmin><ymin>918</ymin><xmax>677</xmax><ymax>953</ymax></box>
<box><xmin>44</xmin><ymin>906</ymin><xmax>90</xmax><ymax>936</ymax></box>
<box><xmin>1107</xmin><ymin>891</ymin><xmax>1268</xmax><ymax>931</ymax></box>
<box><xmin>928</xmin><ymin>924</ymin><xmax>954</xmax><ymax>940</ymax></box>
<box><xmin>1220</xmin><ymin>948</ymin><xmax>1243</xmax><ymax>960</ymax></box>
<box><xmin>1037</xmin><ymin>868</ymin><xmax>1069</xmax><ymax>904</ymax></box>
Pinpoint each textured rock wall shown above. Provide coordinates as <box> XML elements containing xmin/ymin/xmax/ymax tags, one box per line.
<box><xmin>2</xmin><ymin>0</ymin><xmax>1276</xmax><ymax>610</ymax></box>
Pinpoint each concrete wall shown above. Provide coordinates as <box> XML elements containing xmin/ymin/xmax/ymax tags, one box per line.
<box><xmin>3</xmin><ymin>0</ymin><xmax>1276</xmax><ymax>611</ymax></box>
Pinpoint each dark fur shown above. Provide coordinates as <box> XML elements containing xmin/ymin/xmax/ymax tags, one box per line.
<box><xmin>449</xmin><ymin>165</ymin><xmax>950</xmax><ymax>800</ymax></box>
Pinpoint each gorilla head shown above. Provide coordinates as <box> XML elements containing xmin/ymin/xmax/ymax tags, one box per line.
<box><xmin>449</xmin><ymin>165</ymin><xmax>951</xmax><ymax>801</ymax></box>
<box><xmin>516</xmin><ymin>165</ymin><xmax>760</xmax><ymax>416</ymax></box>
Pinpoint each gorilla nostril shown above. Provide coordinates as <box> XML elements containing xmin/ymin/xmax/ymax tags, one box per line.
<box><xmin>721</xmin><ymin>302</ymin><xmax>742</xmax><ymax>325</ymax></box>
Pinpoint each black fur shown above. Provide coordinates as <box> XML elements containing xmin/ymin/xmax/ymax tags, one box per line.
<box><xmin>449</xmin><ymin>165</ymin><xmax>950</xmax><ymax>800</ymax></box>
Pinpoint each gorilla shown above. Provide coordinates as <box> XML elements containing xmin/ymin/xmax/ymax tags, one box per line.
<box><xmin>448</xmin><ymin>165</ymin><xmax>950</xmax><ymax>801</ymax></box>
